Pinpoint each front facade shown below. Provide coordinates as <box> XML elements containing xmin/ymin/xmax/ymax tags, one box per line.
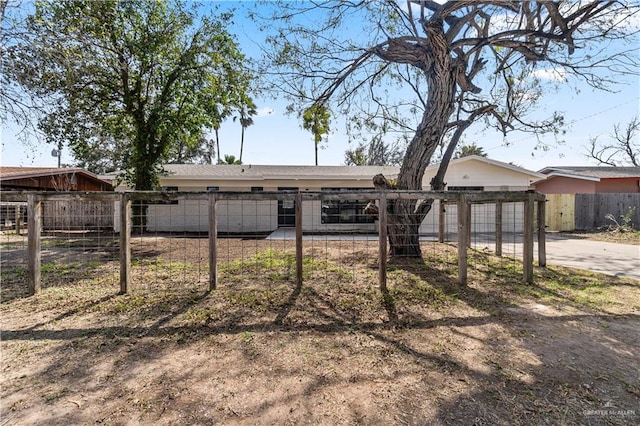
<box><xmin>106</xmin><ymin>156</ymin><xmax>544</xmax><ymax>234</ymax></box>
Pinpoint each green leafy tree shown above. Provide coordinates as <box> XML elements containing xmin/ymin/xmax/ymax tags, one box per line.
<box><xmin>260</xmin><ymin>1</ymin><xmax>639</xmax><ymax>257</ymax></box>
<box><xmin>1</xmin><ymin>0</ymin><xmax>43</xmax><ymax>135</ymax></box>
<box><xmin>11</xmin><ymin>0</ymin><xmax>254</xmax><ymax>188</ymax></box>
<box><xmin>454</xmin><ymin>143</ymin><xmax>488</xmax><ymax>159</ymax></box>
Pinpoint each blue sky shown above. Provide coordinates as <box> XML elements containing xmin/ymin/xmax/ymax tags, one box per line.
<box><xmin>2</xmin><ymin>1</ymin><xmax>639</xmax><ymax>171</ymax></box>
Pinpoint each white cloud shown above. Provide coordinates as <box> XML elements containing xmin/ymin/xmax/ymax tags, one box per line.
<box><xmin>532</xmin><ymin>68</ymin><xmax>567</xmax><ymax>82</ymax></box>
<box><xmin>256</xmin><ymin>107</ymin><xmax>275</xmax><ymax>117</ymax></box>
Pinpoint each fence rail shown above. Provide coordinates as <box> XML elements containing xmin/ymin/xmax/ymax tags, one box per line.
<box><xmin>1</xmin><ymin>190</ymin><xmax>547</xmax><ymax>296</ymax></box>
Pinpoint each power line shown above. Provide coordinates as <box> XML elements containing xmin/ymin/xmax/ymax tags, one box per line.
<box><xmin>484</xmin><ymin>96</ymin><xmax>640</xmax><ymax>151</ymax></box>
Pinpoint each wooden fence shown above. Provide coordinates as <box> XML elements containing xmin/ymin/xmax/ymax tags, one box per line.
<box><xmin>545</xmin><ymin>193</ymin><xmax>640</xmax><ymax>231</ymax></box>
<box><xmin>42</xmin><ymin>200</ymin><xmax>114</xmax><ymax>230</ymax></box>
<box><xmin>1</xmin><ymin>190</ymin><xmax>547</xmax><ymax>296</ymax></box>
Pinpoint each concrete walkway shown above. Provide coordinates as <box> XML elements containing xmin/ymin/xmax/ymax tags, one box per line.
<box><xmin>267</xmin><ymin>228</ymin><xmax>640</xmax><ymax>280</ymax></box>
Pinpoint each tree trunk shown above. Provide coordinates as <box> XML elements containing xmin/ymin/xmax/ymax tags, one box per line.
<box><xmin>131</xmin><ymin>131</ymin><xmax>159</xmax><ymax>233</ymax></box>
<box><xmin>387</xmin><ymin>214</ymin><xmax>422</xmax><ymax>257</ymax></box>
<box><xmin>377</xmin><ymin>22</ymin><xmax>457</xmax><ymax>258</ymax></box>
<box><xmin>239</xmin><ymin>127</ymin><xmax>245</xmax><ymax>163</ymax></box>
<box><xmin>215</xmin><ymin>128</ymin><xmax>221</xmax><ymax>164</ymax></box>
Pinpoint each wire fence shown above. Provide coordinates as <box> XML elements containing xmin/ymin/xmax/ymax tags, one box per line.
<box><xmin>0</xmin><ymin>190</ymin><xmax>546</xmax><ymax>297</ymax></box>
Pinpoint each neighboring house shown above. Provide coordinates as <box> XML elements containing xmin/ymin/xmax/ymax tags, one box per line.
<box><xmin>534</xmin><ymin>166</ymin><xmax>640</xmax><ymax>194</ymax></box>
<box><xmin>0</xmin><ymin>166</ymin><xmax>114</xmax><ymax>231</ymax></box>
<box><xmin>0</xmin><ymin>166</ymin><xmax>113</xmax><ymax>191</ymax></box>
<box><xmin>104</xmin><ymin>155</ymin><xmax>545</xmax><ymax>234</ymax></box>
<box><xmin>533</xmin><ymin>166</ymin><xmax>640</xmax><ymax>231</ymax></box>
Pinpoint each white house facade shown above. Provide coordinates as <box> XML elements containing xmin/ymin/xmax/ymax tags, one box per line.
<box><xmin>105</xmin><ymin>156</ymin><xmax>545</xmax><ymax>235</ymax></box>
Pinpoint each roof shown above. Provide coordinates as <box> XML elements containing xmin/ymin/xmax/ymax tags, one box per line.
<box><xmin>432</xmin><ymin>155</ymin><xmax>547</xmax><ymax>179</ymax></box>
<box><xmin>0</xmin><ymin>166</ymin><xmax>113</xmax><ymax>190</ymax></box>
<box><xmin>0</xmin><ymin>166</ymin><xmax>98</xmax><ymax>180</ymax></box>
<box><xmin>100</xmin><ymin>155</ymin><xmax>544</xmax><ymax>185</ymax></box>
<box><xmin>538</xmin><ymin>166</ymin><xmax>640</xmax><ymax>181</ymax></box>
<box><xmin>157</xmin><ymin>164</ymin><xmax>400</xmax><ymax>181</ymax></box>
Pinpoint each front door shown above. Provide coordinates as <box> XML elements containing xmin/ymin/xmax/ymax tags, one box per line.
<box><xmin>277</xmin><ymin>187</ymin><xmax>298</xmax><ymax>227</ymax></box>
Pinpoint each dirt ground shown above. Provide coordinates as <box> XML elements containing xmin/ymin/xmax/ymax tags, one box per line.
<box><xmin>1</xmin><ymin>234</ymin><xmax>639</xmax><ymax>425</ymax></box>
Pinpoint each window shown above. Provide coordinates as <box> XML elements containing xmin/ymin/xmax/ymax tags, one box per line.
<box><xmin>251</xmin><ymin>186</ymin><xmax>264</xmax><ymax>192</ymax></box>
<box><xmin>207</xmin><ymin>186</ymin><xmax>219</xmax><ymax>192</ymax></box>
<box><xmin>162</xmin><ymin>186</ymin><xmax>179</xmax><ymax>191</ymax></box>
<box><xmin>448</xmin><ymin>186</ymin><xmax>484</xmax><ymax>191</ymax></box>
<box><xmin>321</xmin><ymin>188</ymin><xmax>375</xmax><ymax>224</ymax></box>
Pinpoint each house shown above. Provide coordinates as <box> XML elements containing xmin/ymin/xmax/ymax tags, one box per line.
<box><xmin>533</xmin><ymin>166</ymin><xmax>640</xmax><ymax>231</ymax></box>
<box><xmin>105</xmin><ymin>156</ymin><xmax>545</xmax><ymax>235</ymax></box>
<box><xmin>533</xmin><ymin>166</ymin><xmax>640</xmax><ymax>194</ymax></box>
<box><xmin>0</xmin><ymin>166</ymin><xmax>114</xmax><ymax>231</ymax></box>
<box><xmin>0</xmin><ymin>166</ymin><xmax>113</xmax><ymax>191</ymax></box>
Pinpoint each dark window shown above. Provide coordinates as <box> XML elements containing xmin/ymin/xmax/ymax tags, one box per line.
<box><xmin>448</xmin><ymin>186</ymin><xmax>484</xmax><ymax>191</ymax></box>
<box><xmin>162</xmin><ymin>186</ymin><xmax>179</xmax><ymax>191</ymax></box>
<box><xmin>321</xmin><ymin>188</ymin><xmax>375</xmax><ymax>224</ymax></box>
<box><xmin>207</xmin><ymin>186</ymin><xmax>219</xmax><ymax>192</ymax></box>
<box><xmin>251</xmin><ymin>186</ymin><xmax>264</xmax><ymax>192</ymax></box>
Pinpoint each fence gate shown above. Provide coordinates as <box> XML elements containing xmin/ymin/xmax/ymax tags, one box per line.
<box><xmin>545</xmin><ymin>194</ymin><xmax>575</xmax><ymax>232</ymax></box>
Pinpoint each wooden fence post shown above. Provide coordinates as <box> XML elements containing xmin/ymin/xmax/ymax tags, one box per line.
<box><xmin>438</xmin><ymin>200</ymin><xmax>446</xmax><ymax>243</ymax></box>
<box><xmin>208</xmin><ymin>193</ymin><xmax>218</xmax><ymax>291</ymax></box>
<box><xmin>378</xmin><ymin>194</ymin><xmax>388</xmax><ymax>292</ymax></box>
<box><xmin>27</xmin><ymin>194</ymin><xmax>42</xmax><ymax>295</ymax></box>
<box><xmin>457</xmin><ymin>195</ymin><xmax>468</xmax><ymax>285</ymax></box>
<box><xmin>15</xmin><ymin>204</ymin><xmax>22</xmax><ymax>235</ymax></box>
<box><xmin>466</xmin><ymin>202</ymin><xmax>472</xmax><ymax>248</ymax></box>
<box><xmin>495</xmin><ymin>201</ymin><xmax>503</xmax><ymax>256</ymax></box>
<box><xmin>295</xmin><ymin>192</ymin><xmax>303</xmax><ymax>288</ymax></box>
<box><xmin>119</xmin><ymin>193</ymin><xmax>131</xmax><ymax>294</ymax></box>
<box><xmin>523</xmin><ymin>193</ymin><xmax>535</xmax><ymax>284</ymax></box>
<box><xmin>537</xmin><ymin>198</ymin><xmax>547</xmax><ymax>267</ymax></box>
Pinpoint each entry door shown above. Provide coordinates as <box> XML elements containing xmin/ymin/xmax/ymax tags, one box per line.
<box><xmin>277</xmin><ymin>187</ymin><xmax>298</xmax><ymax>227</ymax></box>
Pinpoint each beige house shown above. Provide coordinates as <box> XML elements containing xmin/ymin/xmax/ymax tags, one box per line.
<box><xmin>107</xmin><ymin>155</ymin><xmax>545</xmax><ymax>234</ymax></box>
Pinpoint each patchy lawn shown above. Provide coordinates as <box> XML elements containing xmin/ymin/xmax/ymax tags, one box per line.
<box><xmin>1</xmin><ymin>238</ymin><xmax>639</xmax><ymax>425</ymax></box>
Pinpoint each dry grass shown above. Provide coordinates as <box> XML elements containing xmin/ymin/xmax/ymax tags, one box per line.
<box><xmin>1</xmin><ymin>236</ymin><xmax>639</xmax><ymax>425</ymax></box>
<box><xmin>560</xmin><ymin>229</ymin><xmax>640</xmax><ymax>245</ymax></box>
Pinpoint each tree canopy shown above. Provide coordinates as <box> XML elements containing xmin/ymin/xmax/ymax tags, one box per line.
<box><xmin>9</xmin><ymin>0</ymin><xmax>255</xmax><ymax>188</ymax></box>
<box><xmin>259</xmin><ymin>0</ymin><xmax>640</xmax><ymax>256</ymax></box>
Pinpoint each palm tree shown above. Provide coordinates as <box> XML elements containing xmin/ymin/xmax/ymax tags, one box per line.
<box><xmin>234</xmin><ymin>103</ymin><xmax>256</xmax><ymax>164</ymax></box>
<box><xmin>221</xmin><ymin>154</ymin><xmax>242</xmax><ymax>165</ymax></box>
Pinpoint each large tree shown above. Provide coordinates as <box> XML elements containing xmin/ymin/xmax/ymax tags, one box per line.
<box><xmin>1</xmin><ymin>0</ymin><xmax>42</xmax><ymax>133</ymax></box>
<box><xmin>10</xmin><ymin>0</ymin><xmax>255</xmax><ymax>186</ymax></box>
<box><xmin>260</xmin><ymin>1</ymin><xmax>639</xmax><ymax>257</ymax></box>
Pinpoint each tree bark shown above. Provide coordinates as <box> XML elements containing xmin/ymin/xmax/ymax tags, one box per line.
<box><xmin>375</xmin><ymin>21</ymin><xmax>457</xmax><ymax>258</ymax></box>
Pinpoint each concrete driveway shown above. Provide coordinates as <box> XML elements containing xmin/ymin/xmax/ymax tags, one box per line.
<box><xmin>539</xmin><ymin>234</ymin><xmax>640</xmax><ymax>280</ymax></box>
<box><xmin>267</xmin><ymin>228</ymin><xmax>640</xmax><ymax>280</ymax></box>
